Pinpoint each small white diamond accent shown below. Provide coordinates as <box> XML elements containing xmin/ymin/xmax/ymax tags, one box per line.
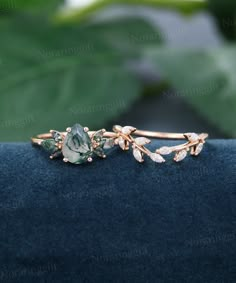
<box><xmin>133</xmin><ymin>148</ymin><xmax>143</xmax><ymax>162</ymax></box>
<box><xmin>135</xmin><ymin>137</ymin><xmax>151</xmax><ymax>146</ymax></box>
<box><xmin>150</xmin><ymin>153</ymin><xmax>165</xmax><ymax>163</ymax></box>
<box><xmin>113</xmin><ymin>125</ymin><xmax>122</xmax><ymax>133</ymax></box>
<box><xmin>159</xmin><ymin>146</ymin><xmax>172</xmax><ymax>155</ymax></box>
<box><xmin>104</xmin><ymin>138</ymin><xmax>115</xmax><ymax>149</ymax></box>
<box><xmin>194</xmin><ymin>143</ymin><xmax>204</xmax><ymax>156</ymax></box>
<box><xmin>118</xmin><ymin>137</ymin><xmax>125</xmax><ymax>150</ymax></box>
<box><xmin>121</xmin><ymin>126</ymin><xmax>136</xmax><ymax>135</ymax></box>
<box><xmin>174</xmin><ymin>150</ymin><xmax>187</xmax><ymax>162</ymax></box>
<box><xmin>185</xmin><ymin>133</ymin><xmax>199</xmax><ymax>142</ymax></box>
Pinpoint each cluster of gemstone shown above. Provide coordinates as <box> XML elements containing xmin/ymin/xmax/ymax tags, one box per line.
<box><xmin>157</xmin><ymin>132</ymin><xmax>205</xmax><ymax>163</ymax></box>
<box><xmin>41</xmin><ymin>123</ymin><xmax>114</xmax><ymax>164</ymax></box>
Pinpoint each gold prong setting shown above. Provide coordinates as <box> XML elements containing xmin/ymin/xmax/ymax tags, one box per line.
<box><xmin>87</xmin><ymin>157</ymin><xmax>93</xmax><ymax>162</ymax></box>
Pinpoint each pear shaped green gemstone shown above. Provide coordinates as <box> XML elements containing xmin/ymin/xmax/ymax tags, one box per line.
<box><xmin>62</xmin><ymin>124</ymin><xmax>93</xmax><ymax>164</ymax></box>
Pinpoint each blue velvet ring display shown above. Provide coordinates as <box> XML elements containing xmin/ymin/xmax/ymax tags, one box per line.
<box><xmin>0</xmin><ymin>140</ymin><xmax>235</xmax><ymax>282</ymax></box>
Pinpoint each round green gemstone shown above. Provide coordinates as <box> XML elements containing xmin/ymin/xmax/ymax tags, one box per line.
<box><xmin>62</xmin><ymin>124</ymin><xmax>93</xmax><ymax>164</ymax></box>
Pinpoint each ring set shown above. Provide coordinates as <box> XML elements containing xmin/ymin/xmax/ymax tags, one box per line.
<box><xmin>31</xmin><ymin>123</ymin><xmax>208</xmax><ymax>165</ymax></box>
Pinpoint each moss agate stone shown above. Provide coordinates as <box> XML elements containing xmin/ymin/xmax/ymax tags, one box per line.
<box><xmin>62</xmin><ymin>124</ymin><xmax>93</xmax><ymax>164</ymax></box>
<box><xmin>41</xmin><ymin>139</ymin><xmax>58</xmax><ymax>154</ymax></box>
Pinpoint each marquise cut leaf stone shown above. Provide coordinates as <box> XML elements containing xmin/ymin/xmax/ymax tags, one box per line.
<box><xmin>158</xmin><ymin>146</ymin><xmax>172</xmax><ymax>155</ymax></box>
<box><xmin>194</xmin><ymin>142</ymin><xmax>204</xmax><ymax>156</ymax></box>
<box><xmin>174</xmin><ymin>150</ymin><xmax>187</xmax><ymax>162</ymax></box>
<box><xmin>121</xmin><ymin>126</ymin><xmax>136</xmax><ymax>135</ymax></box>
<box><xmin>135</xmin><ymin>137</ymin><xmax>151</xmax><ymax>146</ymax></box>
<box><xmin>118</xmin><ymin>137</ymin><xmax>126</xmax><ymax>150</ymax></box>
<box><xmin>133</xmin><ymin>148</ymin><xmax>144</xmax><ymax>162</ymax></box>
<box><xmin>150</xmin><ymin>153</ymin><xmax>165</xmax><ymax>163</ymax></box>
<box><xmin>185</xmin><ymin>132</ymin><xmax>199</xmax><ymax>142</ymax></box>
<box><xmin>62</xmin><ymin>124</ymin><xmax>92</xmax><ymax>164</ymax></box>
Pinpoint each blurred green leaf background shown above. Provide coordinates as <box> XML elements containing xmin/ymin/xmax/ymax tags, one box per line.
<box><xmin>0</xmin><ymin>0</ymin><xmax>235</xmax><ymax>141</ymax></box>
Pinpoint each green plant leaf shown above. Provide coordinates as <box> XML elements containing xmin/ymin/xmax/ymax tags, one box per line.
<box><xmin>147</xmin><ymin>46</ymin><xmax>236</xmax><ymax>137</ymax></box>
<box><xmin>0</xmin><ymin>0</ymin><xmax>62</xmax><ymax>11</ymax></box>
<box><xmin>208</xmin><ymin>0</ymin><xmax>236</xmax><ymax>40</ymax></box>
<box><xmin>0</xmin><ymin>16</ymin><xmax>161</xmax><ymax>141</ymax></box>
<box><xmin>55</xmin><ymin>0</ymin><xmax>207</xmax><ymax>24</ymax></box>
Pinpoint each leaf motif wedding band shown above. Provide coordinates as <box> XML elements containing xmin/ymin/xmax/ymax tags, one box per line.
<box><xmin>31</xmin><ymin>123</ymin><xmax>208</xmax><ymax>164</ymax></box>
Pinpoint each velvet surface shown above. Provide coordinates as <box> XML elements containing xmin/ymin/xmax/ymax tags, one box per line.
<box><xmin>0</xmin><ymin>140</ymin><xmax>235</xmax><ymax>283</ymax></box>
